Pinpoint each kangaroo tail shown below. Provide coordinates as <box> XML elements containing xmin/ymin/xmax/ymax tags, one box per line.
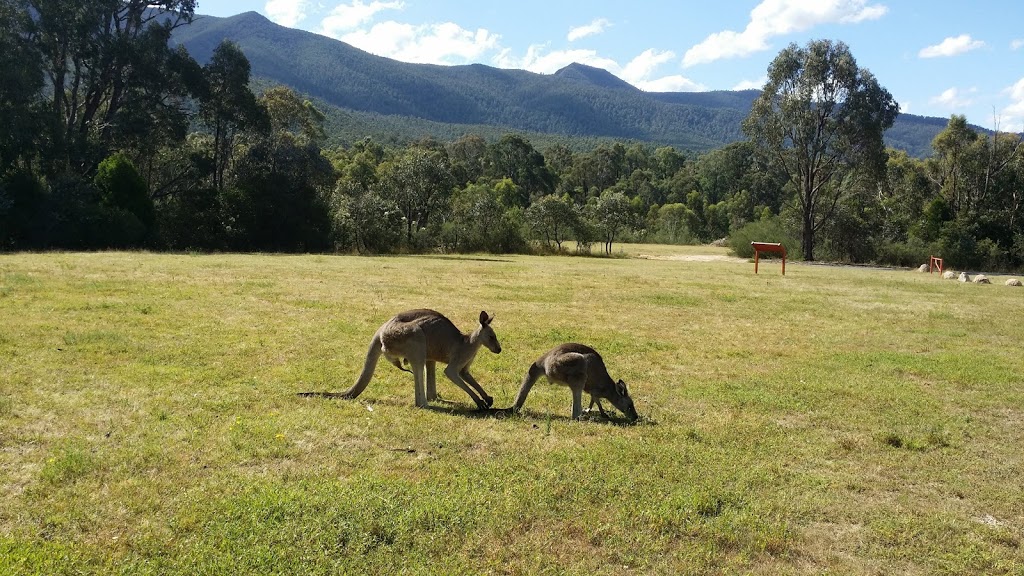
<box><xmin>512</xmin><ymin>362</ymin><xmax>545</xmax><ymax>412</ymax></box>
<box><xmin>339</xmin><ymin>332</ymin><xmax>383</xmax><ymax>399</ymax></box>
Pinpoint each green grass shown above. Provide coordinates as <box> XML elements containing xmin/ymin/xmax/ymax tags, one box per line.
<box><xmin>1</xmin><ymin>248</ymin><xmax>1022</xmax><ymax>574</ymax></box>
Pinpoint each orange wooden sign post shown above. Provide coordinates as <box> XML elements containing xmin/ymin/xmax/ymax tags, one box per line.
<box><xmin>751</xmin><ymin>242</ymin><xmax>786</xmax><ymax>275</ymax></box>
<box><xmin>929</xmin><ymin>255</ymin><xmax>944</xmax><ymax>274</ymax></box>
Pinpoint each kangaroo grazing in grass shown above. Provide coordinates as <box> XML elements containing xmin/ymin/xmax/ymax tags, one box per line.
<box><xmin>309</xmin><ymin>309</ymin><xmax>501</xmax><ymax>409</ymax></box>
<box><xmin>512</xmin><ymin>343</ymin><xmax>639</xmax><ymax>422</ymax></box>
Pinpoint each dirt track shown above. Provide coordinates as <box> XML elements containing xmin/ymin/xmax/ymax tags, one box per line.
<box><xmin>635</xmin><ymin>253</ymin><xmax>747</xmax><ymax>263</ymax></box>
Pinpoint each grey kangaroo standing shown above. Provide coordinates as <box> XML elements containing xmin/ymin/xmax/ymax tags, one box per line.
<box><xmin>513</xmin><ymin>343</ymin><xmax>639</xmax><ymax>422</ymax></box>
<box><xmin>331</xmin><ymin>309</ymin><xmax>501</xmax><ymax>409</ymax></box>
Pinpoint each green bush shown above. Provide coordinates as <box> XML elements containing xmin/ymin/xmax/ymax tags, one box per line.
<box><xmin>648</xmin><ymin>203</ymin><xmax>694</xmax><ymax>245</ymax></box>
<box><xmin>0</xmin><ymin>169</ymin><xmax>48</xmax><ymax>249</ymax></box>
<box><xmin>156</xmin><ymin>187</ymin><xmax>225</xmax><ymax>251</ymax></box>
<box><xmin>873</xmin><ymin>238</ymin><xmax>937</xmax><ymax>268</ymax></box>
<box><xmin>93</xmin><ymin>153</ymin><xmax>154</xmax><ymax>247</ymax></box>
<box><xmin>728</xmin><ymin>216</ymin><xmax>799</xmax><ymax>259</ymax></box>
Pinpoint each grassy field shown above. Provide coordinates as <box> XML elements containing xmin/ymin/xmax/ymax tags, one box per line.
<box><xmin>1</xmin><ymin>247</ymin><xmax>1022</xmax><ymax>575</ymax></box>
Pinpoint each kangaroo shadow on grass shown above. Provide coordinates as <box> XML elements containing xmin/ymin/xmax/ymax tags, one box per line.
<box><xmin>489</xmin><ymin>406</ymin><xmax>653</xmax><ymax>427</ymax></box>
<box><xmin>297</xmin><ymin>392</ymin><xmax>502</xmax><ymax>420</ymax></box>
<box><xmin>296</xmin><ymin>393</ymin><xmax>653</xmax><ymax>426</ymax></box>
<box><xmin>425</xmin><ymin>401</ymin><xmax>511</xmax><ymax>420</ymax></box>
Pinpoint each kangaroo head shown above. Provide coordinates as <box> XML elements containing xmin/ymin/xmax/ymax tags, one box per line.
<box><xmin>475</xmin><ymin>310</ymin><xmax>501</xmax><ymax>354</ymax></box>
<box><xmin>608</xmin><ymin>379</ymin><xmax>639</xmax><ymax>422</ymax></box>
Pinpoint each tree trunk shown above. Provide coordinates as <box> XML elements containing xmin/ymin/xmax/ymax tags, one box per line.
<box><xmin>802</xmin><ymin>210</ymin><xmax>815</xmax><ymax>261</ymax></box>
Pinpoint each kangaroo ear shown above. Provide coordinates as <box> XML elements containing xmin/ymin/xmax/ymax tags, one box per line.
<box><xmin>479</xmin><ymin>310</ymin><xmax>490</xmax><ymax>325</ymax></box>
<box><xmin>616</xmin><ymin>379</ymin><xmax>628</xmax><ymax>395</ymax></box>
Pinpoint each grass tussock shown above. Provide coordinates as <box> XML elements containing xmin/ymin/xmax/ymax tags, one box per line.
<box><xmin>1</xmin><ymin>246</ymin><xmax>1023</xmax><ymax>574</ymax></box>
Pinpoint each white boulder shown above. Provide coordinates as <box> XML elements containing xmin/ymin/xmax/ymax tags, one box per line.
<box><xmin>1006</xmin><ymin>278</ymin><xmax>1022</xmax><ymax>287</ymax></box>
<box><xmin>972</xmin><ymin>274</ymin><xmax>991</xmax><ymax>284</ymax></box>
<box><xmin>958</xmin><ymin>272</ymin><xmax>970</xmax><ymax>283</ymax></box>
<box><xmin>942</xmin><ymin>270</ymin><xmax>956</xmax><ymax>280</ymax></box>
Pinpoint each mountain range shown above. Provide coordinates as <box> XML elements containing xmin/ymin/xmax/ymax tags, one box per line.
<box><xmin>171</xmin><ymin>11</ymin><xmax>974</xmax><ymax>157</ymax></box>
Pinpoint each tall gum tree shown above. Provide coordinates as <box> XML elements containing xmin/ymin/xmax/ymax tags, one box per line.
<box><xmin>27</xmin><ymin>0</ymin><xmax>198</xmax><ymax>174</ymax></box>
<box><xmin>743</xmin><ymin>39</ymin><xmax>898</xmax><ymax>261</ymax></box>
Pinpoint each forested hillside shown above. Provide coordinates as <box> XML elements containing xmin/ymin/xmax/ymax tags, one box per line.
<box><xmin>5</xmin><ymin>2</ymin><xmax>1021</xmax><ymax>273</ymax></box>
<box><xmin>170</xmin><ymin>11</ymin><xmax>984</xmax><ymax>157</ymax></box>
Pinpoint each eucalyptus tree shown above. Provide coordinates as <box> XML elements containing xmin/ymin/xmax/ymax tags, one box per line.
<box><xmin>447</xmin><ymin>133</ymin><xmax>488</xmax><ymax>185</ymax></box>
<box><xmin>226</xmin><ymin>86</ymin><xmax>334</xmax><ymax>252</ymax></box>
<box><xmin>927</xmin><ymin>115</ymin><xmax>980</xmax><ymax>218</ymax></box>
<box><xmin>590</xmin><ymin>190</ymin><xmax>635</xmax><ymax>255</ymax></box>
<box><xmin>380</xmin><ymin>146</ymin><xmax>455</xmax><ymax>247</ymax></box>
<box><xmin>447</xmin><ymin>179</ymin><xmax>526</xmax><ymax>253</ymax></box>
<box><xmin>525</xmin><ymin>194</ymin><xmax>578</xmax><ymax>251</ymax></box>
<box><xmin>199</xmin><ymin>40</ymin><xmax>267</xmax><ymax>192</ymax></box>
<box><xmin>0</xmin><ymin>0</ymin><xmax>45</xmax><ymax>247</ymax></box>
<box><xmin>742</xmin><ymin>39</ymin><xmax>898</xmax><ymax>261</ymax></box>
<box><xmin>484</xmin><ymin>134</ymin><xmax>553</xmax><ymax>206</ymax></box>
<box><xmin>26</xmin><ymin>0</ymin><xmax>199</xmax><ymax>174</ymax></box>
<box><xmin>0</xmin><ymin>0</ymin><xmax>43</xmax><ymax>173</ymax></box>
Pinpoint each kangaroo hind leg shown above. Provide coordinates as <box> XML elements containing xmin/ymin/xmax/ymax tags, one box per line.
<box><xmin>460</xmin><ymin>369</ymin><xmax>494</xmax><ymax>408</ymax></box>
<box><xmin>567</xmin><ymin>374</ymin><xmax>587</xmax><ymax>420</ymax></box>
<box><xmin>443</xmin><ymin>364</ymin><xmax>488</xmax><ymax>410</ymax></box>
<box><xmin>425</xmin><ymin>361</ymin><xmax>438</xmax><ymax>401</ymax></box>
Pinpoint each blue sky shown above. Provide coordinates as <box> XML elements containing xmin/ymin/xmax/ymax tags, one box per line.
<box><xmin>198</xmin><ymin>0</ymin><xmax>1024</xmax><ymax>131</ymax></box>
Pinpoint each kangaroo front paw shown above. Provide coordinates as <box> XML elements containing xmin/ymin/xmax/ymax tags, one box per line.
<box><xmin>482</xmin><ymin>395</ymin><xmax>494</xmax><ymax>408</ymax></box>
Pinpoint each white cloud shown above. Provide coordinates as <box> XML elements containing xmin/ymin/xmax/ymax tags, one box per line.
<box><xmin>496</xmin><ymin>46</ymin><xmax>705</xmax><ymax>92</ymax></box>
<box><xmin>635</xmin><ymin>75</ymin><xmax>706</xmax><ymax>92</ymax></box>
<box><xmin>567</xmin><ymin>18</ymin><xmax>611</xmax><ymax>42</ymax></box>
<box><xmin>930</xmin><ymin>87</ymin><xmax>974</xmax><ymax>109</ymax></box>
<box><xmin>621</xmin><ymin>49</ymin><xmax>675</xmax><ymax>83</ymax></box>
<box><xmin>732</xmin><ymin>76</ymin><xmax>767</xmax><ymax>90</ymax></box>
<box><xmin>341</xmin><ymin>20</ymin><xmax>500</xmax><ymax>64</ymax></box>
<box><xmin>620</xmin><ymin>49</ymin><xmax>706</xmax><ymax>91</ymax></box>
<box><xmin>320</xmin><ymin>0</ymin><xmax>404</xmax><ymax>36</ymax></box>
<box><xmin>1011</xmin><ymin>39</ymin><xmax>1024</xmax><ymax>50</ymax></box>
<box><xmin>1007</xmin><ymin>77</ymin><xmax>1024</xmax><ymax>102</ymax></box>
<box><xmin>918</xmin><ymin>34</ymin><xmax>985</xmax><ymax>58</ymax></box>
<box><xmin>1001</xmin><ymin>78</ymin><xmax>1024</xmax><ymax>132</ymax></box>
<box><xmin>495</xmin><ymin>45</ymin><xmax>618</xmax><ymax>74</ymax></box>
<box><xmin>265</xmin><ymin>0</ymin><xmax>310</xmax><ymax>27</ymax></box>
<box><xmin>682</xmin><ymin>0</ymin><xmax>887</xmax><ymax>67</ymax></box>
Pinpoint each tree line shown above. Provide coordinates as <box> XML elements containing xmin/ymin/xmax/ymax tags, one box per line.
<box><xmin>2</xmin><ymin>3</ymin><xmax>1022</xmax><ymax>270</ymax></box>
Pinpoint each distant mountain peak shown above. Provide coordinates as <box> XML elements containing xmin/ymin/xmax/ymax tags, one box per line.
<box><xmin>235</xmin><ymin>10</ymin><xmax>270</xmax><ymax>22</ymax></box>
<box><xmin>553</xmin><ymin>63</ymin><xmax>638</xmax><ymax>92</ymax></box>
<box><xmin>171</xmin><ymin>14</ymin><xmax>954</xmax><ymax>156</ymax></box>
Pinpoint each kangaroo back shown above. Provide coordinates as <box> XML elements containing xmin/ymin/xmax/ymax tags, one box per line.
<box><xmin>407</xmin><ymin>314</ymin><xmax>465</xmax><ymax>362</ymax></box>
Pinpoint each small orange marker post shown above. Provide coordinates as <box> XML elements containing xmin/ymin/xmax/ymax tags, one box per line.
<box><xmin>929</xmin><ymin>255</ymin><xmax>943</xmax><ymax>274</ymax></box>
<box><xmin>751</xmin><ymin>242</ymin><xmax>786</xmax><ymax>275</ymax></box>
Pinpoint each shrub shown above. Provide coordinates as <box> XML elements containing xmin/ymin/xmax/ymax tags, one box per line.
<box><xmin>156</xmin><ymin>187</ymin><xmax>224</xmax><ymax>251</ymax></box>
<box><xmin>728</xmin><ymin>216</ymin><xmax>800</xmax><ymax>259</ymax></box>
<box><xmin>873</xmin><ymin>238</ymin><xmax>937</xmax><ymax>268</ymax></box>
<box><xmin>93</xmin><ymin>153</ymin><xmax>154</xmax><ymax>246</ymax></box>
